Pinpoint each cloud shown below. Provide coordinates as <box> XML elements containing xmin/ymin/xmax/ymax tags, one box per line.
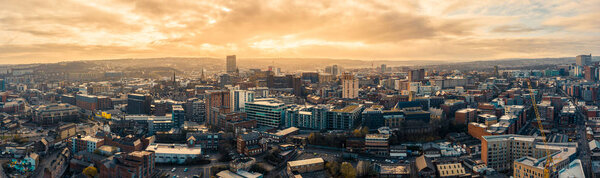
<box><xmin>0</xmin><ymin>0</ymin><xmax>598</xmax><ymax>64</ymax></box>
<box><xmin>543</xmin><ymin>12</ymin><xmax>600</xmax><ymax>32</ymax></box>
<box><xmin>491</xmin><ymin>25</ymin><xmax>541</xmax><ymax>33</ymax></box>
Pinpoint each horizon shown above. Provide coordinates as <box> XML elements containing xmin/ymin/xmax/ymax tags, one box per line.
<box><xmin>0</xmin><ymin>55</ymin><xmax>592</xmax><ymax>66</ymax></box>
<box><xmin>1</xmin><ymin>0</ymin><xmax>599</xmax><ymax>64</ymax></box>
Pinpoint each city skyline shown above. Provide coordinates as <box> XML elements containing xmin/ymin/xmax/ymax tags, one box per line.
<box><xmin>1</xmin><ymin>0</ymin><xmax>599</xmax><ymax>64</ymax></box>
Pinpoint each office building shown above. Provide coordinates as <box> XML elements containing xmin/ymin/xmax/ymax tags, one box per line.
<box><xmin>172</xmin><ymin>104</ymin><xmax>185</xmax><ymax>128</ymax></box>
<box><xmin>365</xmin><ymin>134</ymin><xmax>390</xmax><ymax>156</ymax></box>
<box><xmin>32</xmin><ymin>103</ymin><xmax>80</xmax><ymax>126</ymax></box>
<box><xmin>231</xmin><ymin>90</ymin><xmax>255</xmax><ymax>112</ymax></box>
<box><xmin>127</xmin><ymin>94</ymin><xmax>152</xmax><ymax>115</ymax></box>
<box><xmin>481</xmin><ymin>135</ymin><xmax>577</xmax><ymax>173</ymax></box>
<box><xmin>408</xmin><ymin>69</ymin><xmax>425</xmax><ymax>82</ymax></box>
<box><xmin>287</xmin><ymin>158</ymin><xmax>325</xmax><ymax>174</ymax></box>
<box><xmin>342</xmin><ymin>72</ymin><xmax>359</xmax><ymax>99</ymax></box>
<box><xmin>0</xmin><ymin>79</ymin><xmax>5</xmax><ymax>91</ymax></box>
<box><xmin>284</xmin><ymin>104</ymin><xmax>331</xmax><ymax>130</ymax></box>
<box><xmin>227</xmin><ymin>55</ymin><xmax>237</xmax><ymax>74</ymax></box>
<box><xmin>184</xmin><ymin>98</ymin><xmax>205</xmax><ymax>123</ymax></box>
<box><xmin>245</xmin><ymin>98</ymin><xmax>286</xmax><ymax>128</ymax></box>
<box><xmin>145</xmin><ymin>143</ymin><xmax>202</xmax><ymax>164</ymax></box>
<box><xmin>576</xmin><ymin>54</ymin><xmax>592</xmax><ymax>66</ymax></box>
<box><xmin>328</xmin><ymin>104</ymin><xmax>364</xmax><ymax>130</ymax></box>
<box><xmin>205</xmin><ymin>90</ymin><xmax>231</xmax><ymax>127</ymax></box>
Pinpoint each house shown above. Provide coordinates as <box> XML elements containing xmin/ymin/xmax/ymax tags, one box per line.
<box><xmin>416</xmin><ymin>155</ymin><xmax>435</xmax><ymax>177</ymax></box>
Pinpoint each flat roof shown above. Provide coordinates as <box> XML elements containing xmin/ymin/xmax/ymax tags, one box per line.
<box><xmin>146</xmin><ymin>144</ymin><xmax>201</xmax><ymax>155</ymax></box>
<box><xmin>275</xmin><ymin>127</ymin><xmax>299</xmax><ymax>136</ymax></box>
<box><xmin>288</xmin><ymin>158</ymin><xmax>324</xmax><ymax>167</ymax></box>
<box><xmin>331</xmin><ymin>105</ymin><xmax>361</xmax><ymax>113</ymax></box>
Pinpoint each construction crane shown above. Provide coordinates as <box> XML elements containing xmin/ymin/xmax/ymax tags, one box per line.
<box><xmin>526</xmin><ymin>79</ymin><xmax>553</xmax><ymax>178</ymax></box>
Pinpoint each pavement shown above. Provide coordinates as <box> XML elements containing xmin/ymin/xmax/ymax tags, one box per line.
<box><xmin>156</xmin><ymin>152</ymin><xmax>226</xmax><ymax>178</ymax></box>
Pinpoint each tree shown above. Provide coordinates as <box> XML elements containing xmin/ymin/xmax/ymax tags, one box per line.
<box><xmin>308</xmin><ymin>133</ymin><xmax>316</xmax><ymax>144</ymax></box>
<box><xmin>340</xmin><ymin>162</ymin><xmax>357</xmax><ymax>178</ymax></box>
<box><xmin>326</xmin><ymin>161</ymin><xmax>340</xmax><ymax>176</ymax></box>
<box><xmin>360</xmin><ymin>127</ymin><xmax>369</xmax><ymax>136</ymax></box>
<box><xmin>83</xmin><ymin>166</ymin><xmax>98</xmax><ymax>178</ymax></box>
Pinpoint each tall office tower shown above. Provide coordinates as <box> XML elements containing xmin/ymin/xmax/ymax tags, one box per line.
<box><xmin>381</xmin><ymin>64</ymin><xmax>387</xmax><ymax>73</ymax></box>
<box><xmin>342</xmin><ymin>72</ymin><xmax>359</xmax><ymax>99</ymax></box>
<box><xmin>576</xmin><ymin>54</ymin><xmax>592</xmax><ymax>66</ymax></box>
<box><xmin>172</xmin><ymin>104</ymin><xmax>185</xmax><ymax>128</ymax></box>
<box><xmin>494</xmin><ymin>66</ymin><xmax>499</xmax><ymax>77</ymax></box>
<box><xmin>231</xmin><ymin>90</ymin><xmax>255</xmax><ymax>112</ymax></box>
<box><xmin>127</xmin><ymin>94</ymin><xmax>152</xmax><ymax>115</ymax></box>
<box><xmin>205</xmin><ymin>90</ymin><xmax>231</xmax><ymax>126</ymax></box>
<box><xmin>407</xmin><ymin>69</ymin><xmax>425</xmax><ymax>82</ymax></box>
<box><xmin>585</xmin><ymin>66</ymin><xmax>598</xmax><ymax>81</ymax></box>
<box><xmin>226</xmin><ymin>55</ymin><xmax>237</xmax><ymax>74</ymax></box>
<box><xmin>332</xmin><ymin>65</ymin><xmax>339</xmax><ymax>76</ymax></box>
<box><xmin>292</xmin><ymin>76</ymin><xmax>302</xmax><ymax>97</ymax></box>
<box><xmin>0</xmin><ymin>79</ymin><xmax>5</xmax><ymax>91</ymax></box>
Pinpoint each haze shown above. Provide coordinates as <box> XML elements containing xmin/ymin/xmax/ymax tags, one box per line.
<box><xmin>1</xmin><ymin>0</ymin><xmax>599</xmax><ymax>64</ymax></box>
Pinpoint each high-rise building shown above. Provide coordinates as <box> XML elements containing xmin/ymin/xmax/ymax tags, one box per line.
<box><xmin>172</xmin><ymin>104</ymin><xmax>185</xmax><ymax>128</ymax></box>
<box><xmin>205</xmin><ymin>90</ymin><xmax>231</xmax><ymax>126</ymax></box>
<box><xmin>342</xmin><ymin>72</ymin><xmax>359</xmax><ymax>99</ymax></box>
<box><xmin>231</xmin><ymin>90</ymin><xmax>255</xmax><ymax>112</ymax></box>
<box><xmin>585</xmin><ymin>66</ymin><xmax>598</xmax><ymax>81</ymax></box>
<box><xmin>127</xmin><ymin>94</ymin><xmax>152</xmax><ymax>115</ymax></box>
<box><xmin>227</xmin><ymin>55</ymin><xmax>237</xmax><ymax>74</ymax></box>
<box><xmin>328</xmin><ymin>104</ymin><xmax>364</xmax><ymax>129</ymax></box>
<box><xmin>408</xmin><ymin>69</ymin><xmax>425</xmax><ymax>82</ymax></box>
<box><xmin>184</xmin><ymin>98</ymin><xmax>205</xmax><ymax>123</ymax></box>
<box><xmin>576</xmin><ymin>54</ymin><xmax>592</xmax><ymax>66</ymax></box>
<box><xmin>245</xmin><ymin>98</ymin><xmax>286</xmax><ymax>128</ymax></box>
<box><xmin>219</xmin><ymin>73</ymin><xmax>231</xmax><ymax>87</ymax></box>
<box><xmin>380</xmin><ymin>64</ymin><xmax>387</xmax><ymax>73</ymax></box>
<box><xmin>0</xmin><ymin>79</ymin><xmax>5</xmax><ymax>91</ymax></box>
<box><xmin>494</xmin><ymin>66</ymin><xmax>499</xmax><ymax>77</ymax></box>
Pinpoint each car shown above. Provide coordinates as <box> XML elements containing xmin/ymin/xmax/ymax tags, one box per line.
<box><xmin>204</xmin><ymin>155</ymin><xmax>210</xmax><ymax>158</ymax></box>
<box><xmin>184</xmin><ymin>168</ymin><xmax>188</xmax><ymax>172</ymax></box>
<box><xmin>171</xmin><ymin>168</ymin><xmax>176</xmax><ymax>172</ymax></box>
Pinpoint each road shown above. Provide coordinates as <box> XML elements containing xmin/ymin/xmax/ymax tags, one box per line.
<box><xmin>156</xmin><ymin>153</ymin><xmax>226</xmax><ymax>178</ymax></box>
<box><xmin>559</xmin><ymin>88</ymin><xmax>592</xmax><ymax>177</ymax></box>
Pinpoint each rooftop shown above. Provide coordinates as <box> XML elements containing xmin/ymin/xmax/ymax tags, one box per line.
<box><xmin>288</xmin><ymin>158</ymin><xmax>324</xmax><ymax>167</ymax></box>
<box><xmin>331</xmin><ymin>105</ymin><xmax>362</xmax><ymax>113</ymax></box>
<box><xmin>146</xmin><ymin>143</ymin><xmax>201</xmax><ymax>155</ymax></box>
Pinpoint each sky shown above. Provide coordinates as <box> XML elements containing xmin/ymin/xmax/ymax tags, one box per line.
<box><xmin>0</xmin><ymin>0</ymin><xmax>599</xmax><ymax>64</ymax></box>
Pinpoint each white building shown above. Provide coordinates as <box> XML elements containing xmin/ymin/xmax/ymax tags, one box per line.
<box><xmin>146</xmin><ymin>143</ymin><xmax>202</xmax><ymax>164</ymax></box>
<box><xmin>231</xmin><ymin>90</ymin><xmax>255</xmax><ymax>112</ymax></box>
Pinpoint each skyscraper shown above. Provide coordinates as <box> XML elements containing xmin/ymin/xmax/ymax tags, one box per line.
<box><xmin>226</xmin><ymin>55</ymin><xmax>237</xmax><ymax>74</ymax></box>
<box><xmin>576</xmin><ymin>54</ymin><xmax>592</xmax><ymax>66</ymax></box>
<box><xmin>342</xmin><ymin>72</ymin><xmax>359</xmax><ymax>99</ymax></box>
<box><xmin>380</xmin><ymin>64</ymin><xmax>387</xmax><ymax>73</ymax></box>
<box><xmin>494</xmin><ymin>66</ymin><xmax>499</xmax><ymax>77</ymax></box>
